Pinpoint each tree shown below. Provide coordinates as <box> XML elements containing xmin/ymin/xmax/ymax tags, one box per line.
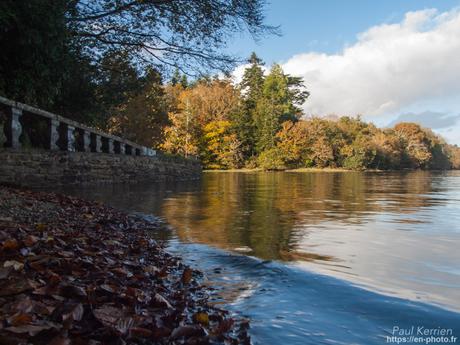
<box><xmin>171</xmin><ymin>68</ymin><xmax>181</xmax><ymax>86</ymax></box>
<box><xmin>447</xmin><ymin>145</ymin><xmax>460</xmax><ymax>169</ymax></box>
<box><xmin>394</xmin><ymin>123</ymin><xmax>432</xmax><ymax>168</ymax></box>
<box><xmin>286</xmin><ymin>75</ymin><xmax>310</xmax><ymax>117</ymax></box>
<box><xmin>371</xmin><ymin>130</ymin><xmax>404</xmax><ymax>169</ymax></box>
<box><xmin>161</xmin><ymin>89</ymin><xmax>201</xmax><ymax>157</ymax></box>
<box><xmin>0</xmin><ymin>0</ymin><xmax>71</xmax><ymax>107</ymax></box>
<box><xmin>341</xmin><ymin>135</ymin><xmax>377</xmax><ymax>170</ymax></box>
<box><xmin>68</xmin><ymin>0</ymin><xmax>278</xmax><ymax>76</ymax></box>
<box><xmin>52</xmin><ymin>53</ymin><xmax>100</xmax><ymax>125</ymax></box>
<box><xmin>162</xmin><ymin>78</ymin><xmax>242</xmax><ymax>161</ymax></box>
<box><xmin>201</xmin><ymin>120</ymin><xmax>243</xmax><ymax>169</ymax></box>
<box><xmin>276</xmin><ymin>121</ymin><xmax>313</xmax><ymax>167</ymax></box>
<box><xmin>300</xmin><ymin>118</ymin><xmax>339</xmax><ymax>168</ymax></box>
<box><xmin>257</xmin><ymin>147</ymin><xmax>286</xmax><ymax>170</ymax></box>
<box><xmin>181</xmin><ymin>79</ymin><xmax>241</xmax><ymax>126</ymax></box>
<box><xmin>253</xmin><ymin>98</ymin><xmax>281</xmax><ymax>152</ymax></box>
<box><xmin>95</xmin><ymin>51</ymin><xmax>145</xmax><ymax>129</ymax></box>
<box><xmin>0</xmin><ymin>0</ymin><xmax>277</xmax><ymax>129</ymax></box>
<box><xmin>241</xmin><ymin>53</ymin><xmax>265</xmax><ymax>108</ymax></box>
<box><xmin>335</xmin><ymin>117</ymin><xmax>377</xmax><ymax>169</ymax></box>
<box><xmin>422</xmin><ymin>128</ymin><xmax>451</xmax><ymax>170</ymax></box>
<box><xmin>253</xmin><ymin>64</ymin><xmax>308</xmax><ymax>153</ymax></box>
<box><xmin>107</xmin><ymin>69</ymin><xmax>169</xmax><ymax>147</ymax></box>
<box><xmin>236</xmin><ymin>52</ymin><xmax>265</xmax><ymax>158</ymax></box>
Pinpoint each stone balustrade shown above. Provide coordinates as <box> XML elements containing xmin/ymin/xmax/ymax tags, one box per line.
<box><xmin>0</xmin><ymin>96</ymin><xmax>156</xmax><ymax>157</ymax></box>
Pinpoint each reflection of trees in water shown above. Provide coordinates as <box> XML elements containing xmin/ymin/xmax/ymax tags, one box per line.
<box><xmin>160</xmin><ymin>171</ymin><xmax>441</xmax><ymax>261</ymax></box>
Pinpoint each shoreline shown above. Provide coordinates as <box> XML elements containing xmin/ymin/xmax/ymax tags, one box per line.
<box><xmin>0</xmin><ymin>186</ymin><xmax>250</xmax><ymax>344</ymax></box>
<box><xmin>203</xmin><ymin>167</ymin><xmax>459</xmax><ymax>173</ymax></box>
<box><xmin>204</xmin><ymin>168</ymin><xmax>361</xmax><ymax>173</ymax></box>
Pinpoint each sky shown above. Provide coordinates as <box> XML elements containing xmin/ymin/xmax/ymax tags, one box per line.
<box><xmin>228</xmin><ymin>0</ymin><xmax>460</xmax><ymax>145</ymax></box>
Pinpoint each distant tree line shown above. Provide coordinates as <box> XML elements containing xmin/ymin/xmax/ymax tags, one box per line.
<box><xmin>159</xmin><ymin>54</ymin><xmax>460</xmax><ymax>170</ymax></box>
<box><xmin>1</xmin><ymin>2</ymin><xmax>459</xmax><ymax>170</ymax></box>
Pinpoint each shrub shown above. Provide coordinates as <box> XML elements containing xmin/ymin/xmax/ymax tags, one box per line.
<box><xmin>257</xmin><ymin>148</ymin><xmax>286</xmax><ymax>170</ymax></box>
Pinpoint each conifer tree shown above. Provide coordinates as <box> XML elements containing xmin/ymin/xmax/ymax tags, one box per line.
<box><xmin>236</xmin><ymin>52</ymin><xmax>266</xmax><ymax>157</ymax></box>
<box><xmin>253</xmin><ymin>64</ymin><xmax>308</xmax><ymax>152</ymax></box>
<box><xmin>171</xmin><ymin>69</ymin><xmax>181</xmax><ymax>86</ymax></box>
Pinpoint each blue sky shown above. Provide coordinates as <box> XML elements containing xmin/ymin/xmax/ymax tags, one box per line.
<box><xmin>228</xmin><ymin>0</ymin><xmax>460</xmax><ymax>144</ymax></box>
<box><xmin>229</xmin><ymin>0</ymin><xmax>460</xmax><ymax>63</ymax></box>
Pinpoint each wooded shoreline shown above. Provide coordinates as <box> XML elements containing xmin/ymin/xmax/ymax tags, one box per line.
<box><xmin>203</xmin><ymin>167</ymin><xmax>459</xmax><ymax>173</ymax></box>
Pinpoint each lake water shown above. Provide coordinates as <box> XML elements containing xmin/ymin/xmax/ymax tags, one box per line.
<box><xmin>56</xmin><ymin>171</ymin><xmax>460</xmax><ymax>344</ymax></box>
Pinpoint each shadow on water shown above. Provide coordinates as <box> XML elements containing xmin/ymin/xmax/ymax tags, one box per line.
<box><xmin>167</xmin><ymin>241</ymin><xmax>460</xmax><ymax>345</ymax></box>
<box><xmin>51</xmin><ymin>171</ymin><xmax>460</xmax><ymax>344</ymax></box>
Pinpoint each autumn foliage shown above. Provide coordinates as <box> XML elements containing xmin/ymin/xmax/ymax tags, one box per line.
<box><xmin>93</xmin><ymin>52</ymin><xmax>460</xmax><ymax>171</ymax></box>
<box><xmin>157</xmin><ymin>54</ymin><xmax>459</xmax><ymax>171</ymax></box>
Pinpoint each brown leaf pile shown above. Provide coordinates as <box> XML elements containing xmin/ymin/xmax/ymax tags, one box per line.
<box><xmin>0</xmin><ymin>187</ymin><xmax>250</xmax><ymax>344</ymax></box>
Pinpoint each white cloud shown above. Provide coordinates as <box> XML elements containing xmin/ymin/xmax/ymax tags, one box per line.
<box><xmin>231</xmin><ymin>64</ymin><xmax>250</xmax><ymax>84</ymax></box>
<box><xmin>231</xmin><ymin>63</ymin><xmax>269</xmax><ymax>85</ymax></box>
<box><xmin>280</xmin><ymin>8</ymin><xmax>460</xmax><ymax>118</ymax></box>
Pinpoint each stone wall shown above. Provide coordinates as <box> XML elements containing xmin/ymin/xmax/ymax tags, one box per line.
<box><xmin>0</xmin><ymin>149</ymin><xmax>202</xmax><ymax>188</ymax></box>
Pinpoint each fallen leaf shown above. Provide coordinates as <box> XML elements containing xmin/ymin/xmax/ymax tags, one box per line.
<box><xmin>5</xmin><ymin>322</ymin><xmax>60</xmax><ymax>336</ymax></box>
<box><xmin>0</xmin><ymin>267</ymin><xmax>11</xmax><ymax>279</ymax></box>
<box><xmin>59</xmin><ymin>284</ymin><xmax>87</xmax><ymax>299</ymax></box>
<box><xmin>35</xmin><ymin>223</ymin><xmax>47</xmax><ymax>232</ymax></box>
<box><xmin>193</xmin><ymin>312</ymin><xmax>209</xmax><ymax>326</ymax></box>
<box><xmin>115</xmin><ymin>316</ymin><xmax>134</xmax><ymax>335</ymax></box>
<box><xmin>182</xmin><ymin>268</ymin><xmax>193</xmax><ymax>284</ymax></box>
<box><xmin>3</xmin><ymin>260</ymin><xmax>24</xmax><ymax>271</ymax></box>
<box><xmin>0</xmin><ymin>187</ymin><xmax>246</xmax><ymax>344</ymax></box>
<box><xmin>0</xmin><ymin>278</ymin><xmax>32</xmax><ymax>296</ymax></box>
<box><xmin>12</xmin><ymin>297</ymin><xmax>34</xmax><ymax>313</ymax></box>
<box><xmin>93</xmin><ymin>305</ymin><xmax>133</xmax><ymax>334</ymax></box>
<box><xmin>143</xmin><ymin>265</ymin><xmax>159</xmax><ymax>274</ymax></box>
<box><xmin>215</xmin><ymin>318</ymin><xmax>234</xmax><ymax>335</ymax></box>
<box><xmin>170</xmin><ymin>325</ymin><xmax>203</xmax><ymax>339</ymax></box>
<box><xmin>99</xmin><ymin>284</ymin><xmax>117</xmax><ymax>294</ymax></box>
<box><xmin>151</xmin><ymin>293</ymin><xmax>173</xmax><ymax>309</ymax></box>
<box><xmin>2</xmin><ymin>239</ymin><xmax>19</xmax><ymax>250</ymax></box>
<box><xmin>112</xmin><ymin>267</ymin><xmax>132</xmax><ymax>277</ymax></box>
<box><xmin>48</xmin><ymin>335</ymin><xmax>71</xmax><ymax>345</ymax></box>
<box><xmin>62</xmin><ymin>303</ymin><xmax>84</xmax><ymax>322</ymax></box>
<box><xmin>93</xmin><ymin>305</ymin><xmax>123</xmax><ymax>328</ymax></box>
<box><xmin>24</xmin><ymin>235</ymin><xmax>39</xmax><ymax>247</ymax></box>
<box><xmin>130</xmin><ymin>327</ymin><xmax>153</xmax><ymax>338</ymax></box>
<box><xmin>7</xmin><ymin>313</ymin><xmax>33</xmax><ymax>326</ymax></box>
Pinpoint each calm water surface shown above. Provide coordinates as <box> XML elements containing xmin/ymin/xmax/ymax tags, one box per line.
<box><xmin>56</xmin><ymin>171</ymin><xmax>460</xmax><ymax>344</ymax></box>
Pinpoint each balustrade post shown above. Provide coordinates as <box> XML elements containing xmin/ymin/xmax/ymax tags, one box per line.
<box><xmin>95</xmin><ymin>135</ymin><xmax>102</xmax><ymax>153</ymax></box>
<box><xmin>50</xmin><ymin>119</ymin><xmax>59</xmax><ymax>150</ymax></box>
<box><xmin>66</xmin><ymin>125</ymin><xmax>75</xmax><ymax>152</ymax></box>
<box><xmin>0</xmin><ymin>99</ymin><xmax>158</xmax><ymax>156</ymax></box>
<box><xmin>11</xmin><ymin>107</ymin><xmax>22</xmax><ymax>149</ymax></box>
<box><xmin>83</xmin><ymin>130</ymin><xmax>91</xmax><ymax>152</ymax></box>
<box><xmin>107</xmin><ymin>138</ymin><xmax>114</xmax><ymax>154</ymax></box>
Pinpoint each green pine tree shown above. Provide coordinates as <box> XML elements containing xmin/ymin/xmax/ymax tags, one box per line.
<box><xmin>171</xmin><ymin>68</ymin><xmax>181</xmax><ymax>86</ymax></box>
<box><xmin>254</xmin><ymin>64</ymin><xmax>308</xmax><ymax>153</ymax></box>
<box><xmin>237</xmin><ymin>52</ymin><xmax>266</xmax><ymax>158</ymax></box>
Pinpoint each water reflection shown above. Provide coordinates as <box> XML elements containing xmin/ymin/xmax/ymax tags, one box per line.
<box><xmin>55</xmin><ymin>171</ymin><xmax>460</xmax><ymax>311</ymax></box>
